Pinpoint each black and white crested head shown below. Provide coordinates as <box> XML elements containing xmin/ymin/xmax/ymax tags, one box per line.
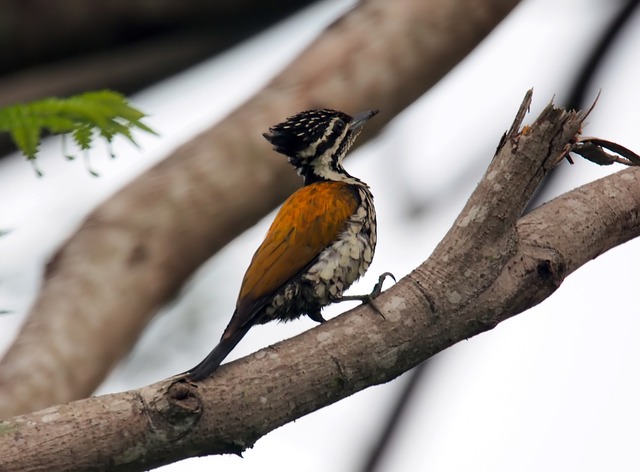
<box><xmin>263</xmin><ymin>108</ymin><xmax>378</xmax><ymax>182</ymax></box>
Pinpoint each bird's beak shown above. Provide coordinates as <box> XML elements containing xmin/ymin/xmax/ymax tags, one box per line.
<box><xmin>349</xmin><ymin>109</ymin><xmax>379</xmax><ymax>131</ymax></box>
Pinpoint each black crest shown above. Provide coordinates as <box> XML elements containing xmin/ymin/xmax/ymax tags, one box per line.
<box><xmin>263</xmin><ymin>109</ymin><xmax>352</xmax><ymax>165</ymax></box>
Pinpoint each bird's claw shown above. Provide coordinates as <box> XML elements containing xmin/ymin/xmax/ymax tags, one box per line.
<box><xmin>370</xmin><ymin>272</ymin><xmax>396</xmax><ymax>298</ymax></box>
<box><xmin>334</xmin><ymin>271</ymin><xmax>396</xmax><ymax>319</ymax></box>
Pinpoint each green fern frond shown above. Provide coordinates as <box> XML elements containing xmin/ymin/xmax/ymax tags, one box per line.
<box><xmin>0</xmin><ymin>90</ymin><xmax>157</xmax><ymax>168</ymax></box>
<box><xmin>73</xmin><ymin>124</ymin><xmax>94</xmax><ymax>150</ymax></box>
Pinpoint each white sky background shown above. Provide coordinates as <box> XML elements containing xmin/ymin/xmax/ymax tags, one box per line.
<box><xmin>1</xmin><ymin>0</ymin><xmax>640</xmax><ymax>470</ymax></box>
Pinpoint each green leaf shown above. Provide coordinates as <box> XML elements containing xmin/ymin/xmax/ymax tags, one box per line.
<box><xmin>73</xmin><ymin>125</ymin><xmax>93</xmax><ymax>150</ymax></box>
<box><xmin>10</xmin><ymin>122</ymin><xmax>40</xmax><ymax>160</ymax></box>
<box><xmin>0</xmin><ymin>90</ymin><xmax>157</xmax><ymax>174</ymax></box>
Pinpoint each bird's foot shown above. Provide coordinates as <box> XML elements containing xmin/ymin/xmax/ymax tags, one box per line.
<box><xmin>334</xmin><ymin>272</ymin><xmax>396</xmax><ymax>319</ymax></box>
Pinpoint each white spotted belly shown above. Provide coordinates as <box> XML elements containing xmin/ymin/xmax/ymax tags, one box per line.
<box><xmin>303</xmin><ymin>216</ymin><xmax>375</xmax><ymax>304</ymax></box>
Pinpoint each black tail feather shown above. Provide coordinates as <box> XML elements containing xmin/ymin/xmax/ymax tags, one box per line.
<box><xmin>185</xmin><ymin>324</ymin><xmax>252</xmax><ymax>381</ymax></box>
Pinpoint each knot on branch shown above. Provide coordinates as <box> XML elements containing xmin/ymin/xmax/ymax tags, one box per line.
<box><xmin>535</xmin><ymin>258</ymin><xmax>566</xmax><ymax>286</ymax></box>
<box><xmin>141</xmin><ymin>380</ymin><xmax>202</xmax><ymax>440</ymax></box>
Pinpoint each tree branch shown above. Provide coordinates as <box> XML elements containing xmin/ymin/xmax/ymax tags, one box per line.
<box><xmin>0</xmin><ymin>0</ymin><xmax>521</xmax><ymax>417</ymax></box>
<box><xmin>2</xmin><ymin>93</ymin><xmax>638</xmax><ymax>472</ymax></box>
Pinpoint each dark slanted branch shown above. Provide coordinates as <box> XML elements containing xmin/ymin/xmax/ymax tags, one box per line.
<box><xmin>2</xmin><ymin>92</ymin><xmax>639</xmax><ymax>471</ymax></box>
<box><xmin>0</xmin><ymin>1</ymin><xmax>319</xmax><ymax>156</ymax></box>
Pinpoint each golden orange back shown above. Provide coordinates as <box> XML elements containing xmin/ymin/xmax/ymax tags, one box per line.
<box><xmin>234</xmin><ymin>181</ymin><xmax>359</xmax><ymax>326</ymax></box>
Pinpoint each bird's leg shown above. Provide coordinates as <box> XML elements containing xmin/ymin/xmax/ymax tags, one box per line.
<box><xmin>333</xmin><ymin>272</ymin><xmax>396</xmax><ymax>318</ymax></box>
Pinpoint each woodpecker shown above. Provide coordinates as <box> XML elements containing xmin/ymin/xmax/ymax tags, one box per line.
<box><xmin>186</xmin><ymin>108</ymin><xmax>389</xmax><ymax>381</ymax></box>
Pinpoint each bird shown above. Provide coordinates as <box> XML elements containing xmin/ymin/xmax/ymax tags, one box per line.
<box><xmin>185</xmin><ymin>108</ymin><xmax>392</xmax><ymax>381</ymax></box>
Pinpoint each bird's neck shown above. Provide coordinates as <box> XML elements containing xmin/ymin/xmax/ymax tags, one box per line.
<box><xmin>302</xmin><ymin>162</ymin><xmax>359</xmax><ymax>186</ymax></box>
<box><xmin>299</xmin><ymin>150</ymin><xmax>363</xmax><ymax>186</ymax></box>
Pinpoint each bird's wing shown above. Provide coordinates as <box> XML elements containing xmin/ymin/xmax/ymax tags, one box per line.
<box><xmin>223</xmin><ymin>181</ymin><xmax>360</xmax><ymax>337</ymax></box>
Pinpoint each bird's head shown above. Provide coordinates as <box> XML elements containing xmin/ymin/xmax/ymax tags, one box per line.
<box><xmin>263</xmin><ymin>108</ymin><xmax>378</xmax><ymax>182</ymax></box>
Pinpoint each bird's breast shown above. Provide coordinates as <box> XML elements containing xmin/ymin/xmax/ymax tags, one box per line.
<box><xmin>303</xmin><ymin>186</ymin><xmax>376</xmax><ymax>304</ymax></box>
<box><xmin>257</xmin><ymin>182</ymin><xmax>376</xmax><ymax>323</ymax></box>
